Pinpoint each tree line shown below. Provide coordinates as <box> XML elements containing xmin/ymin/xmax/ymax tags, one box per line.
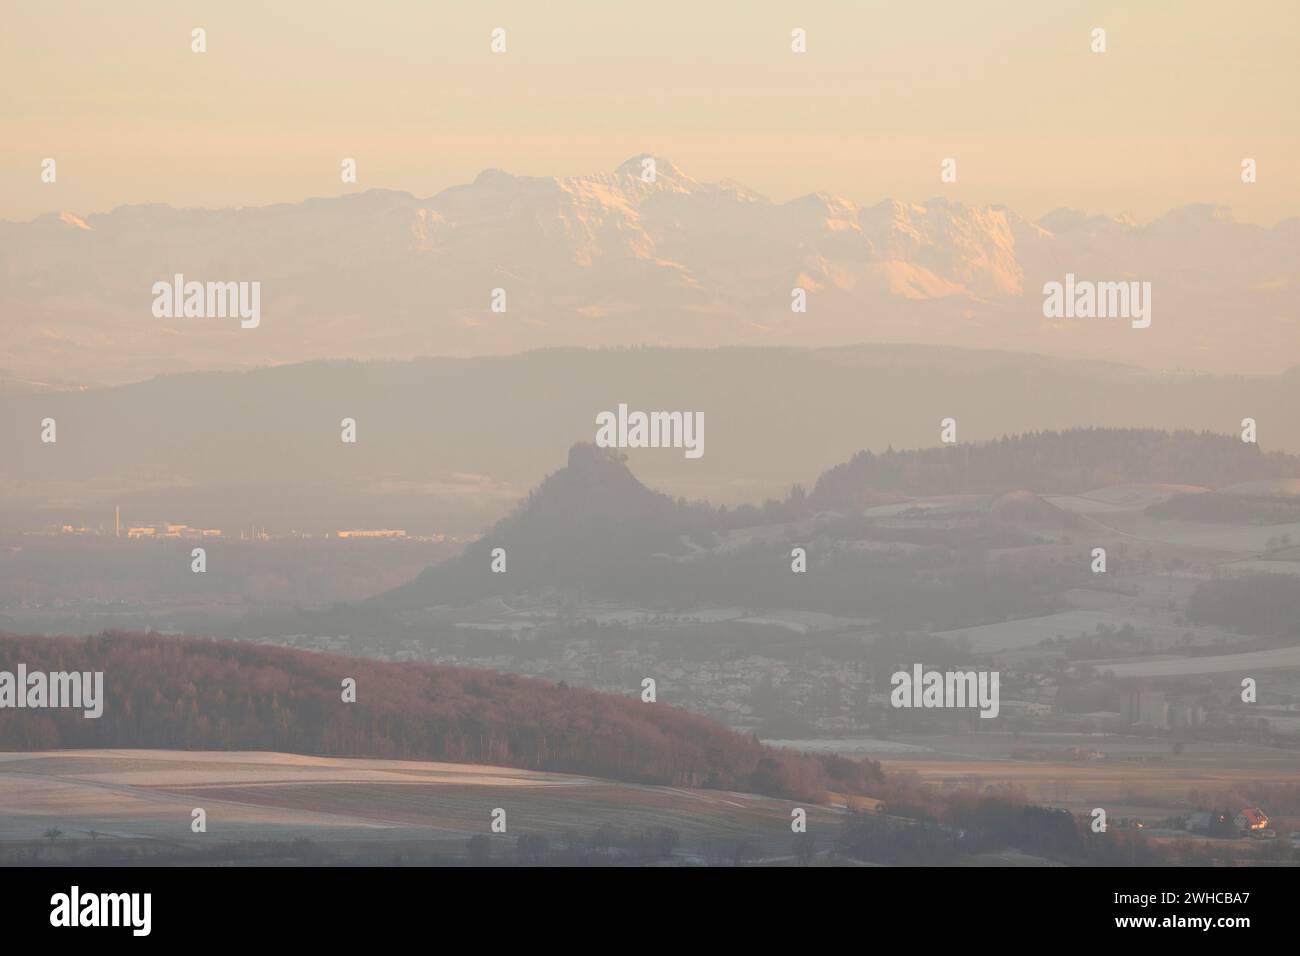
<box><xmin>811</xmin><ymin>428</ymin><xmax>1300</xmax><ymax>510</ymax></box>
<box><xmin>0</xmin><ymin>630</ymin><xmax>882</xmax><ymax>802</ymax></box>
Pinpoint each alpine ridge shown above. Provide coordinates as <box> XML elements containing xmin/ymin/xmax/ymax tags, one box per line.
<box><xmin>5</xmin><ymin>155</ymin><xmax>1298</xmax><ymax>385</ymax></box>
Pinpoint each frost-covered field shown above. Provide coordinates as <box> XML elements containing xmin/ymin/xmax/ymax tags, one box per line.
<box><xmin>1087</xmin><ymin>646</ymin><xmax>1300</xmax><ymax>677</ymax></box>
<box><xmin>0</xmin><ymin>750</ymin><xmax>595</xmax><ymax>842</ymax></box>
<box><xmin>0</xmin><ymin>750</ymin><xmax>831</xmax><ymax>851</ymax></box>
<box><xmin>1223</xmin><ymin>559</ymin><xmax>1300</xmax><ymax>577</ymax></box>
<box><xmin>935</xmin><ymin>610</ymin><xmax>1128</xmax><ymax>651</ymax></box>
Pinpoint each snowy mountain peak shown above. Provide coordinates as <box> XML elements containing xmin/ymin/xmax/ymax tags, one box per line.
<box><xmin>613</xmin><ymin>154</ymin><xmax>699</xmax><ymax>192</ymax></box>
<box><xmin>3</xmin><ymin>160</ymin><xmax>1295</xmax><ymax>384</ymax></box>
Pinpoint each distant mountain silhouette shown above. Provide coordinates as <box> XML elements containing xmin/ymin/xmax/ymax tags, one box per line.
<box><xmin>5</xmin><ymin>156</ymin><xmax>1298</xmax><ymax>385</ymax></box>
<box><xmin>381</xmin><ymin>443</ymin><xmax>712</xmax><ymax>609</ymax></box>
<box><xmin>8</xmin><ymin>347</ymin><xmax>1300</xmax><ymax>538</ymax></box>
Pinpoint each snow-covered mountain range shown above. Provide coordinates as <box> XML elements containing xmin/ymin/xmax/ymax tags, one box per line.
<box><xmin>3</xmin><ymin>155</ymin><xmax>1296</xmax><ymax>385</ymax></box>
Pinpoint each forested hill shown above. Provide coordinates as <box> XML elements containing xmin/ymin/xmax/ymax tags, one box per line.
<box><xmin>809</xmin><ymin>428</ymin><xmax>1300</xmax><ymax>511</ymax></box>
<box><xmin>0</xmin><ymin>631</ymin><xmax>880</xmax><ymax>802</ymax></box>
<box><xmin>377</xmin><ymin>428</ymin><xmax>1300</xmax><ymax>615</ymax></box>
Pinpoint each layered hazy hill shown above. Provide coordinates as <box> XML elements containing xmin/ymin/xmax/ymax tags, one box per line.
<box><xmin>381</xmin><ymin>443</ymin><xmax>711</xmax><ymax>609</ymax></box>
<box><xmin>4</xmin><ymin>156</ymin><xmax>1298</xmax><ymax>385</ymax></box>
<box><xmin>809</xmin><ymin>429</ymin><xmax>1300</xmax><ymax>510</ymax></box>
<box><xmin>5</xmin><ymin>346</ymin><xmax>1300</xmax><ymax>533</ymax></box>
<box><xmin>378</xmin><ymin>428</ymin><xmax>1300</xmax><ymax>615</ymax></box>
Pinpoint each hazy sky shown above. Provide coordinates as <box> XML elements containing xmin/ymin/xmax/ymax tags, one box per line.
<box><xmin>3</xmin><ymin>0</ymin><xmax>1297</xmax><ymax>224</ymax></box>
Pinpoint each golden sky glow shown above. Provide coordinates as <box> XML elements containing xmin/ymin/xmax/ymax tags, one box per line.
<box><xmin>3</xmin><ymin>0</ymin><xmax>1297</xmax><ymax>223</ymax></box>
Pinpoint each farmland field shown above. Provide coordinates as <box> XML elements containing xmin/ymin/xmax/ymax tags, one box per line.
<box><xmin>878</xmin><ymin>753</ymin><xmax>1300</xmax><ymax>824</ymax></box>
<box><xmin>790</xmin><ymin>732</ymin><xmax>1300</xmax><ymax>825</ymax></box>
<box><xmin>1088</xmin><ymin>647</ymin><xmax>1300</xmax><ymax>678</ymax></box>
<box><xmin>0</xmin><ymin>750</ymin><xmax>835</xmax><ymax>860</ymax></box>
<box><xmin>935</xmin><ymin>610</ymin><xmax>1130</xmax><ymax>652</ymax></box>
